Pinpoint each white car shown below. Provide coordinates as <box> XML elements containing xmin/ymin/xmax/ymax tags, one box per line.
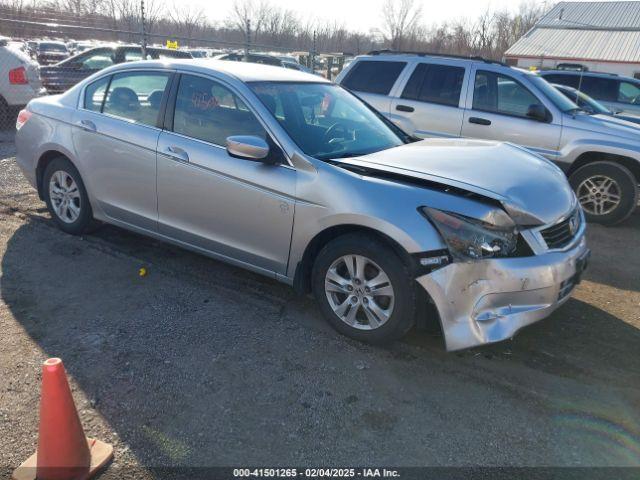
<box><xmin>0</xmin><ymin>37</ymin><xmax>43</xmax><ymax>127</ymax></box>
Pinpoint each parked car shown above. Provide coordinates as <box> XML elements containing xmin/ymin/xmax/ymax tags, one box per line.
<box><xmin>15</xmin><ymin>60</ymin><xmax>589</xmax><ymax>350</ymax></box>
<box><xmin>553</xmin><ymin>83</ymin><xmax>640</xmax><ymax>125</ymax></box>
<box><xmin>282</xmin><ymin>60</ymin><xmax>311</xmax><ymax>73</ymax></box>
<box><xmin>75</xmin><ymin>42</ymin><xmax>95</xmax><ymax>54</ymax></box>
<box><xmin>188</xmin><ymin>49</ymin><xmax>209</xmax><ymax>58</ymax></box>
<box><xmin>556</xmin><ymin>63</ymin><xmax>588</xmax><ymax>72</ymax></box>
<box><xmin>39</xmin><ymin>45</ymin><xmax>192</xmax><ymax>93</ymax></box>
<box><xmin>35</xmin><ymin>41</ymin><xmax>70</xmax><ymax>65</ymax></box>
<box><xmin>538</xmin><ymin>70</ymin><xmax>640</xmax><ymax>116</ymax></box>
<box><xmin>215</xmin><ymin>52</ymin><xmax>284</xmax><ymax>67</ymax></box>
<box><xmin>336</xmin><ymin>51</ymin><xmax>640</xmax><ymax>225</ymax></box>
<box><xmin>25</xmin><ymin>40</ymin><xmax>37</xmax><ymax>58</ymax></box>
<box><xmin>0</xmin><ymin>37</ymin><xmax>43</xmax><ymax>124</ymax></box>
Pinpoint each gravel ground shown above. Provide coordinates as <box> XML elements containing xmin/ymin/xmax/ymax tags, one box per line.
<box><xmin>0</xmin><ymin>135</ymin><xmax>639</xmax><ymax>478</ymax></box>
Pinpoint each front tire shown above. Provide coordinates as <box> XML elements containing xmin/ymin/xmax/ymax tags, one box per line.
<box><xmin>311</xmin><ymin>234</ymin><xmax>416</xmax><ymax>345</ymax></box>
<box><xmin>569</xmin><ymin>161</ymin><xmax>638</xmax><ymax>225</ymax></box>
<box><xmin>43</xmin><ymin>157</ymin><xmax>95</xmax><ymax>235</ymax></box>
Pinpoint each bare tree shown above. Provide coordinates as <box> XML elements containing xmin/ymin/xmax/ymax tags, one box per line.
<box><xmin>227</xmin><ymin>0</ymin><xmax>269</xmax><ymax>43</ymax></box>
<box><xmin>380</xmin><ymin>0</ymin><xmax>423</xmax><ymax>50</ymax></box>
<box><xmin>168</xmin><ymin>4</ymin><xmax>205</xmax><ymax>39</ymax></box>
<box><xmin>0</xmin><ymin>0</ymin><xmax>551</xmax><ymax>61</ymax></box>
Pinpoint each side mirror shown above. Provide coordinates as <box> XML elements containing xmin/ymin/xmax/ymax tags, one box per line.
<box><xmin>526</xmin><ymin>104</ymin><xmax>548</xmax><ymax>122</ymax></box>
<box><xmin>226</xmin><ymin>135</ymin><xmax>271</xmax><ymax>162</ymax></box>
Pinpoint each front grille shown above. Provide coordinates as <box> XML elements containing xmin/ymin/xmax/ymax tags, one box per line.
<box><xmin>540</xmin><ymin>209</ymin><xmax>581</xmax><ymax>250</ymax></box>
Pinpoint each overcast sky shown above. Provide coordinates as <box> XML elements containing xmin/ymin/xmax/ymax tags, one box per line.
<box><xmin>188</xmin><ymin>0</ymin><xmax>553</xmax><ymax>32</ymax></box>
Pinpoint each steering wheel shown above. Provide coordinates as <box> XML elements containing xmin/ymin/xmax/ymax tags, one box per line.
<box><xmin>631</xmin><ymin>95</ymin><xmax>640</xmax><ymax>105</ymax></box>
<box><xmin>322</xmin><ymin>122</ymin><xmax>350</xmax><ymax>144</ymax></box>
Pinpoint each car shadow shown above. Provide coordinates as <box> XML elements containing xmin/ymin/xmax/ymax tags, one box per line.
<box><xmin>584</xmin><ymin>210</ymin><xmax>640</xmax><ymax>292</ymax></box>
<box><xmin>2</xmin><ymin>217</ymin><xmax>640</xmax><ymax>470</ymax></box>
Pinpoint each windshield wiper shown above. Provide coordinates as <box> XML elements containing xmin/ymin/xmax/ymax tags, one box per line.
<box><xmin>321</xmin><ymin>151</ymin><xmax>367</xmax><ymax>161</ymax></box>
<box><xmin>564</xmin><ymin>107</ymin><xmax>585</xmax><ymax>115</ymax></box>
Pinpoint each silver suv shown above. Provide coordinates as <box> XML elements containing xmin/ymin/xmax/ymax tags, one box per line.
<box><xmin>15</xmin><ymin>59</ymin><xmax>589</xmax><ymax>351</ymax></box>
<box><xmin>336</xmin><ymin>51</ymin><xmax>640</xmax><ymax>225</ymax></box>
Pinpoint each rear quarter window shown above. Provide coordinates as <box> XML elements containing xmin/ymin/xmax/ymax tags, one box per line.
<box><xmin>84</xmin><ymin>76</ymin><xmax>110</xmax><ymax>112</ymax></box>
<box><xmin>341</xmin><ymin>60</ymin><xmax>406</xmax><ymax>95</ymax></box>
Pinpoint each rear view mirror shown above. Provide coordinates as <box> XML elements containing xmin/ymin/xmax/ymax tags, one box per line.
<box><xmin>300</xmin><ymin>94</ymin><xmax>323</xmax><ymax>108</ymax></box>
<box><xmin>226</xmin><ymin>135</ymin><xmax>271</xmax><ymax>162</ymax></box>
<box><xmin>526</xmin><ymin>104</ymin><xmax>548</xmax><ymax>122</ymax></box>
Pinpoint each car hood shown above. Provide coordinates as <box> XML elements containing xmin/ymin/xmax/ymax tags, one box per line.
<box><xmin>570</xmin><ymin>112</ymin><xmax>640</xmax><ymax>137</ymax></box>
<box><xmin>337</xmin><ymin>138</ymin><xmax>575</xmax><ymax>226</ymax></box>
<box><xmin>612</xmin><ymin>112</ymin><xmax>640</xmax><ymax>124</ymax></box>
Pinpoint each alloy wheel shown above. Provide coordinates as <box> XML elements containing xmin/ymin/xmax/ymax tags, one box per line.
<box><xmin>324</xmin><ymin>254</ymin><xmax>395</xmax><ymax>330</ymax></box>
<box><xmin>576</xmin><ymin>175</ymin><xmax>621</xmax><ymax>216</ymax></box>
<box><xmin>49</xmin><ymin>170</ymin><xmax>81</xmax><ymax>223</ymax></box>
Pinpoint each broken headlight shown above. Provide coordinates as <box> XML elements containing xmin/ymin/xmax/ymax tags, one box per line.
<box><xmin>422</xmin><ymin>207</ymin><xmax>518</xmax><ymax>261</ymax></box>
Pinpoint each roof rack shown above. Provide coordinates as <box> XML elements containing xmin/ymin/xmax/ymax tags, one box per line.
<box><xmin>366</xmin><ymin>49</ymin><xmax>508</xmax><ymax>67</ymax></box>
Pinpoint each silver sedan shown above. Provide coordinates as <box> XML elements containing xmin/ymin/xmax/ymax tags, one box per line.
<box><xmin>15</xmin><ymin>59</ymin><xmax>589</xmax><ymax>350</ymax></box>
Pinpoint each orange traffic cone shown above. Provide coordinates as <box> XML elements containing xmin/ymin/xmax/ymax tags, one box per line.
<box><xmin>13</xmin><ymin>358</ymin><xmax>113</xmax><ymax>480</ymax></box>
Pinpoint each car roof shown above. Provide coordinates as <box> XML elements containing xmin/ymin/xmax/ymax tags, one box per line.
<box><xmin>539</xmin><ymin>69</ymin><xmax>639</xmax><ymax>82</ymax></box>
<box><xmin>108</xmin><ymin>58</ymin><xmax>329</xmax><ymax>83</ymax></box>
<box><xmin>352</xmin><ymin>52</ymin><xmax>509</xmax><ymax>67</ymax></box>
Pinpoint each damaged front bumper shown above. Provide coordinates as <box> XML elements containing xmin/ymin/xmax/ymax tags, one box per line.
<box><xmin>416</xmin><ymin>235</ymin><xmax>590</xmax><ymax>351</ymax></box>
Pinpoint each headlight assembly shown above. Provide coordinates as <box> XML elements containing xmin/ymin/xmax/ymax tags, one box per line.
<box><xmin>422</xmin><ymin>207</ymin><xmax>518</xmax><ymax>261</ymax></box>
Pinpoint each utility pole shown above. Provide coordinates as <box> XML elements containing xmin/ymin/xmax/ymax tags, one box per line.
<box><xmin>140</xmin><ymin>0</ymin><xmax>147</xmax><ymax>59</ymax></box>
<box><xmin>244</xmin><ymin>19</ymin><xmax>251</xmax><ymax>62</ymax></box>
<box><xmin>311</xmin><ymin>30</ymin><xmax>316</xmax><ymax>75</ymax></box>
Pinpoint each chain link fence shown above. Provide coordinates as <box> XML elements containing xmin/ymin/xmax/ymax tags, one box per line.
<box><xmin>0</xmin><ymin>10</ymin><xmax>350</xmax><ymax>131</ymax></box>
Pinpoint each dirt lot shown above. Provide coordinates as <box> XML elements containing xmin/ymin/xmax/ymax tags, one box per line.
<box><xmin>1</xmin><ymin>135</ymin><xmax>639</xmax><ymax>478</ymax></box>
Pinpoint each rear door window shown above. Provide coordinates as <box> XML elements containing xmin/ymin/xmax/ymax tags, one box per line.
<box><xmin>401</xmin><ymin>63</ymin><xmax>465</xmax><ymax>107</ymax></box>
<box><xmin>541</xmin><ymin>73</ymin><xmax>580</xmax><ymax>88</ymax></box>
<box><xmin>78</xmin><ymin>48</ymin><xmax>115</xmax><ymax>70</ymax></box>
<box><xmin>580</xmin><ymin>77</ymin><xmax>618</xmax><ymax>102</ymax></box>
<box><xmin>172</xmin><ymin>74</ymin><xmax>266</xmax><ymax>146</ymax></box>
<box><xmin>341</xmin><ymin>60</ymin><xmax>406</xmax><ymax>95</ymax></box>
<box><xmin>123</xmin><ymin>49</ymin><xmax>143</xmax><ymax>62</ymax></box>
<box><xmin>102</xmin><ymin>71</ymin><xmax>170</xmax><ymax>126</ymax></box>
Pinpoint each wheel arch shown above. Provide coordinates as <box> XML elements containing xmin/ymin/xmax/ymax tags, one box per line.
<box><xmin>35</xmin><ymin>150</ymin><xmax>75</xmax><ymax>199</ymax></box>
<box><xmin>292</xmin><ymin>224</ymin><xmax>416</xmax><ymax>295</ymax></box>
<box><xmin>568</xmin><ymin>152</ymin><xmax>640</xmax><ymax>183</ymax></box>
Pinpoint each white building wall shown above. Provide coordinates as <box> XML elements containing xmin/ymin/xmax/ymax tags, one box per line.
<box><xmin>511</xmin><ymin>57</ymin><xmax>640</xmax><ymax>78</ymax></box>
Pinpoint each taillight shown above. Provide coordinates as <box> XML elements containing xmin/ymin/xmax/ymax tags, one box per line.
<box><xmin>16</xmin><ymin>109</ymin><xmax>32</xmax><ymax>130</ymax></box>
<box><xmin>9</xmin><ymin>66</ymin><xmax>28</xmax><ymax>85</ymax></box>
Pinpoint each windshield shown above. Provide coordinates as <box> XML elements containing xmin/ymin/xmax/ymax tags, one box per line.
<box><xmin>528</xmin><ymin>75</ymin><xmax>578</xmax><ymax>112</ymax></box>
<box><xmin>248</xmin><ymin>82</ymin><xmax>405</xmax><ymax>160</ymax></box>
<box><xmin>568</xmin><ymin>88</ymin><xmax>611</xmax><ymax>114</ymax></box>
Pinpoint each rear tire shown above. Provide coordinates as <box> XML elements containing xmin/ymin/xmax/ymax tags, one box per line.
<box><xmin>311</xmin><ymin>233</ymin><xmax>416</xmax><ymax>345</ymax></box>
<box><xmin>569</xmin><ymin>161</ymin><xmax>638</xmax><ymax>225</ymax></box>
<box><xmin>43</xmin><ymin>157</ymin><xmax>96</xmax><ymax>235</ymax></box>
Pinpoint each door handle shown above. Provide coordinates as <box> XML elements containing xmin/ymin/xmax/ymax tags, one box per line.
<box><xmin>468</xmin><ymin>117</ymin><xmax>492</xmax><ymax>126</ymax></box>
<box><xmin>76</xmin><ymin>119</ymin><xmax>96</xmax><ymax>132</ymax></box>
<box><xmin>165</xmin><ymin>145</ymin><xmax>189</xmax><ymax>162</ymax></box>
<box><xmin>396</xmin><ymin>104</ymin><xmax>415</xmax><ymax>113</ymax></box>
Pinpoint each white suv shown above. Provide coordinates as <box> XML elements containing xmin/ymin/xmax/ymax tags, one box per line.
<box><xmin>0</xmin><ymin>37</ymin><xmax>43</xmax><ymax>128</ymax></box>
<box><xmin>336</xmin><ymin>51</ymin><xmax>640</xmax><ymax>225</ymax></box>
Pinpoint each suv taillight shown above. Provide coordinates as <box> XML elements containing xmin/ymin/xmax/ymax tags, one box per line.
<box><xmin>16</xmin><ymin>109</ymin><xmax>32</xmax><ymax>130</ymax></box>
<box><xmin>9</xmin><ymin>66</ymin><xmax>28</xmax><ymax>85</ymax></box>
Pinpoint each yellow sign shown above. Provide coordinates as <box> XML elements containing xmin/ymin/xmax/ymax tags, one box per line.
<box><xmin>166</xmin><ymin>40</ymin><xmax>178</xmax><ymax>50</ymax></box>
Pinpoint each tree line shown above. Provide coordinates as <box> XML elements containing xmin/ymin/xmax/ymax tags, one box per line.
<box><xmin>0</xmin><ymin>0</ymin><xmax>549</xmax><ymax>59</ymax></box>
